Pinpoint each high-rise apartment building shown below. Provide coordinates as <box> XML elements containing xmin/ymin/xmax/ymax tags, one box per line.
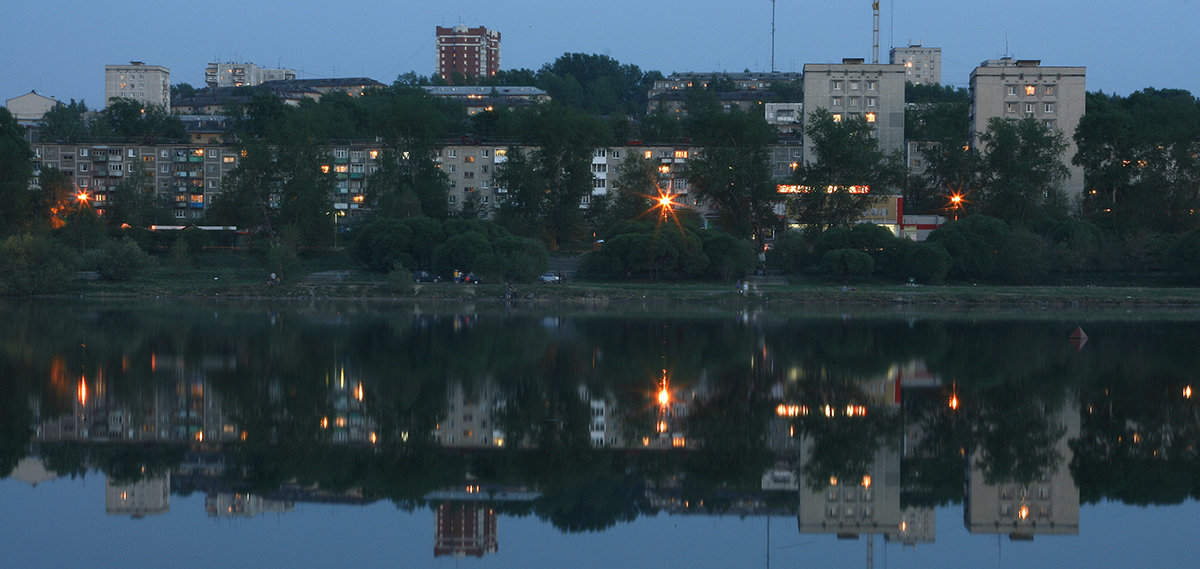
<box><xmin>105</xmin><ymin>61</ymin><xmax>171</xmax><ymax>111</ymax></box>
<box><xmin>969</xmin><ymin>58</ymin><xmax>1087</xmax><ymax>198</ymax></box>
<box><xmin>205</xmin><ymin>62</ymin><xmax>296</xmax><ymax>89</ymax></box>
<box><xmin>435</xmin><ymin>25</ymin><xmax>500</xmax><ymax>83</ymax></box>
<box><xmin>889</xmin><ymin>44</ymin><xmax>942</xmax><ymax>85</ymax></box>
<box><xmin>802</xmin><ymin>59</ymin><xmax>907</xmax><ymax>166</ymax></box>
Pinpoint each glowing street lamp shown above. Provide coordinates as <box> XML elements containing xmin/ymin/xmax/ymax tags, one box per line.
<box><xmin>949</xmin><ymin>194</ymin><xmax>963</xmax><ymax>221</ymax></box>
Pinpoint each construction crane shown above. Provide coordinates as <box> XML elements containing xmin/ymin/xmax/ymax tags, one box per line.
<box><xmin>872</xmin><ymin>1</ymin><xmax>880</xmax><ymax>63</ymax></box>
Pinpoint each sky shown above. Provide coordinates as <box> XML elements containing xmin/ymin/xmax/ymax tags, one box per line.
<box><xmin>4</xmin><ymin>0</ymin><xmax>1199</xmax><ymax>107</ymax></box>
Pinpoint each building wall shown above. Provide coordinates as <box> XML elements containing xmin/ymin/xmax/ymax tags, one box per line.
<box><xmin>6</xmin><ymin>91</ymin><xmax>60</xmax><ymax>124</ymax></box>
<box><xmin>889</xmin><ymin>45</ymin><xmax>942</xmax><ymax>85</ymax></box>
<box><xmin>435</xmin><ymin>26</ymin><xmax>501</xmax><ymax>82</ymax></box>
<box><xmin>205</xmin><ymin>62</ymin><xmax>296</xmax><ymax>88</ymax></box>
<box><xmin>969</xmin><ymin>58</ymin><xmax>1087</xmax><ymax>198</ymax></box>
<box><xmin>802</xmin><ymin>60</ymin><xmax>907</xmax><ymax>172</ymax></box>
<box><xmin>105</xmin><ymin>62</ymin><xmax>171</xmax><ymax>111</ymax></box>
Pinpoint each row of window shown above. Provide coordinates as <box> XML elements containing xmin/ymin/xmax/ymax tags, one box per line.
<box><xmin>1006</xmin><ymin>102</ymin><xmax>1056</xmax><ymax>114</ymax></box>
<box><xmin>830</xmin><ymin>96</ymin><xmax>878</xmax><ymax>108</ymax></box>
<box><xmin>1007</xmin><ymin>84</ymin><xmax>1057</xmax><ymax>97</ymax></box>
<box><xmin>831</xmin><ymin>80</ymin><xmax>878</xmax><ymax>91</ymax></box>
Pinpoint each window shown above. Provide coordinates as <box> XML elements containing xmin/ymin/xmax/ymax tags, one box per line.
<box><xmin>832</xmin><ymin>97</ymin><xmax>842</xmax><ymax>106</ymax></box>
<box><xmin>866</xmin><ymin>97</ymin><xmax>876</xmax><ymax>107</ymax></box>
<box><xmin>1045</xmin><ymin>85</ymin><xmax>1056</xmax><ymax>96</ymax></box>
<box><xmin>127</xmin><ymin>149</ymin><xmax>137</xmax><ymax>158</ymax></box>
<box><xmin>1044</xmin><ymin>103</ymin><xmax>1055</xmax><ymax>113</ymax></box>
<box><xmin>850</xmin><ymin>97</ymin><xmax>859</xmax><ymax>107</ymax></box>
<box><xmin>593</xmin><ymin>179</ymin><xmax>607</xmax><ymax>189</ymax></box>
<box><xmin>611</xmin><ymin>150</ymin><xmax>621</xmax><ymax>158</ymax></box>
<box><xmin>832</xmin><ymin>80</ymin><xmax>842</xmax><ymax>91</ymax></box>
<box><xmin>447</xmin><ymin>149</ymin><xmax>457</xmax><ymax>158</ymax></box>
<box><xmin>849</xmin><ymin>81</ymin><xmax>859</xmax><ymax>91</ymax></box>
<box><xmin>79</xmin><ymin>148</ymin><xmax>89</xmax><ymax>157</ymax></box>
<box><xmin>448</xmin><ymin>195</ymin><xmax>457</xmax><ymax>204</ymax></box>
<box><xmin>866</xmin><ymin>80</ymin><xmax>877</xmax><ymax>91</ymax></box>
<box><xmin>594</xmin><ymin>149</ymin><xmax>607</xmax><ymax>158</ymax></box>
<box><xmin>79</xmin><ymin>163</ymin><xmax>89</xmax><ymax>172</ymax></box>
<box><xmin>1025</xmin><ymin>103</ymin><xmax>1035</xmax><ymax>114</ymax></box>
<box><xmin>832</xmin><ymin>113</ymin><xmax>843</xmax><ymax>123</ymax></box>
<box><xmin>591</xmin><ymin>163</ymin><xmax>607</xmax><ymax>173</ymax></box>
<box><xmin>464</xmin><ymin>156</ymin><xmax>475</xmax><ymax>163</ymax></box>
<box><xmin>674</xmin><ymin>150</ymin><xmax>688</xmax><ymax>159</ymax></box>
<box><xmin>644</xmin><ymin>150</ymin><xmax>653</xmax><ymax>159</ymax></box>
<box><xmin>334</xmin><ymin>148</ymin><xmax>348</xmax><ymax>159</ymax></box>
<box><xmin>580</xmin><ymin>195</ymin><xmax>590</xmax><ymax>205</ymax></box>
<box><xmin>1006</xmin><ymin>102</ymin><xmax>1018</xmax><ymax>113</ymax></box>
<box><xmin>494</xmin><ymin>148</ymin><xmax>507</xmax><ymax>158</ymax></box>
<box><xmin>1025</xmin><ymin>85</ymin><xmax>1036</xmax><ymax>96</ymax></box>
<box><xmin>1043</xmin><ymin>119</ymin><xmax>1057</xmax><ymax>129</ymax></box>
<box><xmin>223</xmin><ymin>156</ymin><xmax>235</xmax><ymax>163</ymax></box>
<box><xmin>1007</xmin><ymin>85</ymin><xmax>1018</xmax><ymax>96</ymax></box>
<box><xmin>865</xmin><ymin>112</ymin><xmax>876</xmax><ymax>123</ymax></box>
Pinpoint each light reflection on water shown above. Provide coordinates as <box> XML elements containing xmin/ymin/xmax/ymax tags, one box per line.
<box><xmin>1</xmin><ymin>300</ymin><xmax>1198</xmax><ymax>567</ymax></box>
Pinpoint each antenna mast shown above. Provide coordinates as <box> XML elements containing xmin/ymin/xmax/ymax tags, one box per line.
<box><xmin>771</xmin><ymin>0</ymin><xmax>777</xmax><ymax>72</ymax></box>
<box><xmin>872</xmin><ymin>1</ymin><xmax>880</xmax><ymax>63</ymax></box>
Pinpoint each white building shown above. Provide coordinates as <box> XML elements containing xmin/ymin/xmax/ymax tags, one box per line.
<box><xmin>802</xmin><ymin>59</ymin><xmax>907</xmax><ymax>165</ymax></box>
<box><xmin>969</xmin><ymin>58</ymin><xmax>1087</xmax><ymax>198</ymax></box>
<box><xmin>889</xmin><ymin>45</ymin><xmax>942</xmax><ymax>85</ymax></box>
<box><xmin>105</xmin><ymin>61</ymin><xmax>171</xmax><ymax>111</ymax></box>
<box><xmin>205</xmin><ymin>62</ymin><xmax>295</xmax><ymax>89</ymax></box>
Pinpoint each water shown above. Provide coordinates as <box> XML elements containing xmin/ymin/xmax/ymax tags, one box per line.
<box><xmin>1</xmin><ymin>299</ymin><xmax>1198</xmax><ymax>568</ymax></box>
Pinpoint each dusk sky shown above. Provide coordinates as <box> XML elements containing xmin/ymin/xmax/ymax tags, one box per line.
<box><xmin>5</xmin><ymin>0</ymin><xmax>1198</xmax><ymax>107</ymax></box>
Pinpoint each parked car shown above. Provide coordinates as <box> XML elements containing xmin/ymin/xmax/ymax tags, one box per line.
<box><xmin>538</xmin><ymin>272</ymin><xmax>560</xmax><ymax>283</ymax></box>
<box><xmin>413</xmin><ymin>270</ymin><xmax>441</xmax><ymax>283</ymax></box>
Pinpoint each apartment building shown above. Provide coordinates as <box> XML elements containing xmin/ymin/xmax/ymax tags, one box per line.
<box><xmin>436</xmin><ymin>25</ymin><xmax>501</xmax><ymax>82</ymax></box>
<box><xmin>889</xmin><ymin>44</ymin><xmax>942</xmax><ymax>85</ymax></box>
<box><xmin>969</xmin><ymin>58</ymin><xmax>1087</xmax><ymax>198</ymax></box>
<box><xmin>205</xmin><ymin>62</ymin><xmax>296</xmax><ymax>88</ymax></box>
<box><xmin>802</xmin><ymin>58</ymin><xmax>907</xmax><ymax>167</ymax></box>
<box><xmin>105</xmin><ymin>61</ymin><xmax>171</xmax><ymax>111</ymax></box>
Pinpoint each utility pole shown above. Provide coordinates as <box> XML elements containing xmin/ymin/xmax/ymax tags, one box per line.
<box><xmin>771</xmin><ymin>0</ymin><xmax>778</xmax><ymax>72</ymax></box>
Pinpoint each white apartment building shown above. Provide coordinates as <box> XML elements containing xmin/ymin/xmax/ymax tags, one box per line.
<box><xmin>889</xmin><ymin>44</ymin><xmax>942</xmax><ymax>85</ymax></box>
<box><xmin>802</xmin><ymin>59</ymin><xmax>907</xmax><ymax>169</ymax></box>
<box><xmin>105</xmin><ymin>61</ymin><xmax>171</xmax><ymax>111</ymax></box>
<box><xmin>969</xmin><ymin>58</ymin><xmax>1087</xmax><ymax>198</ymax></box>
<box><xmin>205</xmin><ymin>62</ymin><xmax>296</xmax><ymax>88</ymax></box>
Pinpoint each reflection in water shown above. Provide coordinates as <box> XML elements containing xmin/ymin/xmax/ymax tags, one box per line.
<box><xmin>1</xmin><ymin>300</ymin><xmax>1199</xmax><ymax>563</ymax></box>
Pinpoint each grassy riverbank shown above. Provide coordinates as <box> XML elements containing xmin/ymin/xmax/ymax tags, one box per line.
<box><xmin>58</xmin><ymin>252</ymin><xmax>1200</xmax><ymax>306</ymax></box>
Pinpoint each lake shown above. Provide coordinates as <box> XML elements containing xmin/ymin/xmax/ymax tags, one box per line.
<box><xmin>1</xmin><ymin>299</ymin><xmax>1197</xmax><ymax>568</ymax></box>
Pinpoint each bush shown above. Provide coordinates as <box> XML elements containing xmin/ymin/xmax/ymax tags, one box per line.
<box><xmin>904</xmin><ymin>242</ymin><xmax>953</xmax><ymax>284</ymax></box>
<box><xmin>996</xmin><ymin>229</ymin><xmax>1050</xmax><ymax>284</ymax></box>
<box><xmin>766</xmin><ymin>230</ymin><xmax>815</xmax><ymax>274</ymax></box>
<box><xmin>701</xmin><ymin>231</ymin><xmax>756</xmax><ymax>281</ymax></box>
<box><xmin>821</xmin><ymin>248</ymin><xmax>875</xmax><ymax>282</ymax></box>
<box><xmin>80</xmin><ymin>237</ymin><xmax>154</xmax><ymax>281</ymax></box>
<box><xmin>433</xmin><ymin>231</ymin><xmax>493</xmax><ymax>275</ymax></box>
<box><xmin>488</xmin><ymin>236</ymin><xmax>549</xmax><ymax>282</ymax></box>
<box><xmin>0</xmin><ymin>234</ymin><xmax>77</xmax><ymax>295</ymax></box>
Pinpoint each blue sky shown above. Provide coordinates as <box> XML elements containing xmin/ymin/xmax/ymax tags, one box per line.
<box><xmin>5</xmin><ymin>0</ymin><xmax>1198</xmax><ymax>107</ymax></box>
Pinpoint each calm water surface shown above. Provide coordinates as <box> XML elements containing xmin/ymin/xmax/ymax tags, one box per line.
<box><xmin>1</xmin><ymin>299</ymin><xmax>1197</xmax><ymax>568</ymax></box>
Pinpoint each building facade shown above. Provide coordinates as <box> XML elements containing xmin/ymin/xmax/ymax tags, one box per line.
<box><xmin>105</xmin><ymin>62</ymin><xmax>171</xmax><ymax>111</ymax></box>
<box><xmin>889</xmin><ymin>45</ymin><xmax>942</xmax><ymax>85</ymax></box>
<box><xmin>968</xmin><ymin>58</ymin><xmax>1087</xmax><ymax>198</ymax></box>
<box><xmin>435</xmin><ymin>26</ymin><xmax>501</xmax><ymax>82</ymax></box>
<box><xmin>802</xmin><ymin>59</ymin><xmax>907</xmax><ymax>166</ymax></box>
<box><xmin>205</xmin><ymin>62</ymin><xmax>296</xmax><ymax>89</ymax></box>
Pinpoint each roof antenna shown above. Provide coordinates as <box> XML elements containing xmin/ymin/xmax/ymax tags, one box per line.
<box><xmin>770</xmin><ymin>0</ymin><xmax>777</xmax><ymax>72</ymax></box>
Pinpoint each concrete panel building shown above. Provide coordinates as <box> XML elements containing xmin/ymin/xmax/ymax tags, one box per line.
<box><xmin>436</xmin><ymin>25</ymin><xmax>501</xmax><ymax>83</ymax></box>
<box><xmin>969</xmin><ymin>58</ymin><xmax>1087</xmax><ymax>198</ymax></box>
<box><xmin>105</xmin><ymin>61</ymin><xmax>171</xmax><ymax>111</ymax></box>
<box><xmin>205</xmin><ymin>62</ymin><xmax>296</xmax><ymax>89</ymax></box>
<box><xmin>889</xmin><ymin>45</ymin><xmax>942</xmax><ymax>85</ymax></box>
<box><xmin>802</xmin><ymin>59</ymin><xmax>907</xmax><ymax>171</ymax></box>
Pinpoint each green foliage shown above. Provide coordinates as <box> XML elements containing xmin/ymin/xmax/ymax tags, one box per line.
<box><xmin>976</xmin><ymin>117</ymin><xmax>1069</xmax><ymax>222</ymax></box>
<box><xmin>820</xmin><ymin>248</ymin><xmax>875</xmax><ymax>282</ymax></box>
<box><xmin>580</xmin><ymin>225</ymin><xmax>710</xmax><ymax>281</ymax></box>
<box><xmin>902</xmin><ymin>242</ymin><xmax>953</xmax><ymax>284</ymax></box>
<box><xmin>57</xmin><ymin>207</ymin><xmax>106</xmax><ymax>252</ymax></box>
<box><xmin>927</xmin><ymin>215</ymin><xmax>1012</xmax><ymax>281</ymax></box>
<box><xmin>0</xmin><ymin>234</ymin><xmax>76</xmax><ymax>295</ymax></box>
<box><xmin>432</xmin><ymin>231</ymin><xmax>493</xmax><ymax>275</ymax></box>
<box><xmin>700</xmin><ymin>231</ymin><xmax>757</xmax><ymax>281</ymax></box>
<box><xmin>766</xmin><ymin>230</ymin><xmax>815</xmax><ymax>274</ymax></box>
<box><xmin>1168</xmin><ymin>228</ymin><xmax>1200</xmax><ymax>281</ymax></box>
<box><xmin>996</xmin><ymin>229</ymin><xmax>1051</xmax><ymax>284</ymax></box>
<box><xmin>788</xmin><ymin>109</ymin><xmax>906</xmax><ymax>236</ymax></box>
<box><xmin>488</xmin><ymin>236</ymin><xmax>550</xmax><ymax>282</ymax></box>
<box><xmin>79</xmin><ymin>237</ymin><xmax>154</xmax><ymax>281</ymax></box>
<box><xmin>685</xmin><ymin>109</ymin><xmax>779</xmax><ymax>247</ymax></box>
<box><xmin>0</xmin><ymin>108</ymin><xmax>34</xmax><ymax>237</ymax></box>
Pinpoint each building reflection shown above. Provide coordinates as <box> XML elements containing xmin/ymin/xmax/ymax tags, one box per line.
<box><xmin>964</xmin><ymin>402</ymin><xmax>1081</xmax><ymax>539</ymax></box>
<box><xmin>205</xmin><ymin>493</ymin><xmax>294</xmax><ymax>518</ymax></box>
<box><xmin>106</xmin><ymin>475</ymin><xmax>170</xmax><ymax>518</ymax></box>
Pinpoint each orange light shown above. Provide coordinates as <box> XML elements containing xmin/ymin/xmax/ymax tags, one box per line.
<box><xmin>77</xmin><ymin>192</ymin><xmax>90</xmax><ymax>203</ymax></box>
<box><xmin>949</xmin><ymin>394</ymin><xmax>959</xmax><ymax>410</ymax></box>
<box><xmin>950</xmin><ymin>194</ymin><xmax>962</xmax><ymax>204</ymax></box>
<box><xmin>1185</xmin><ymin>385</ymin><xmax>1193</xmax><ymax>399</ymax></box>
<box><xmin>862</xmin><ymin>475</ymin><xmax>872</xmax><ymax>489</ymax></box>
<box><xmin>77</xmin><ymin>378</ymin><xmax>88</xmax><ymax>406</ymax></box>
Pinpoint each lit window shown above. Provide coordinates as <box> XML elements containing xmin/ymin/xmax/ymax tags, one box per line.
<box><xmin>674</xmin><ymin>150</ymin><xmax>688</xmax><ymax>159</ymax></box>
<box><xmin>832</xmin><ymin>113</ymin><xmax>843</xmax><ymax>123</ymax></box>
<box><xmin>644</xmin><ymin>150</ymin><xmax>653</xmax><ymax>159</ymax></box>
<box><xmin>865</xmin><ymin>113</ymin><xmax>876</xmax><ymax>123</ymax></box>
<box><xmin>1025</xmin><ymin>85</ymin><xmax>1036</xmax><ymax>96</ymax></box>
<box><xmin>1045</xmin><ymin>85</ymin><xmax>1056</xmax><ymax>96</ymax></box>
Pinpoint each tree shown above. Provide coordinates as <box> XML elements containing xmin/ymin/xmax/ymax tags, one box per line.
<box><xmin>591</xmin><ymin>153</ymin><xmax>658</xmax><ymax>234</ymax></box>
<box><xmin>0</xmin><ymin>108</ymin><xmax>33</xmax><ymax>236</ymax></box>
<box><xmin>361</xmin><ymin>87</ymin><xmax>460</xmax><ymax>219</ymax></box>
<box><xmin>494</xmin><ymin>105</ymin><xmax>607</xmax><ymax>250</ymax></box>
<box><xmin>106</xmin><ymin>162</ymin><xmax>165</xmax><ymax>228</ymax></box>
<box><xmin>37</xmin><ymin>99</ymin><xmax>90</xmax><ymax>143</ymax></box>
<box><xmin>975</xmin><ymin>117</ymin><xmax>1068</xmax><ymax>223</ymax></box>
<box><xmin>31</xmin><ymin>167</ymin><xmax>75</xmax><ymax>231</ymax></box>
<box><xmin>787</xmin><ymin>109</ymin><xmax>905</xmax><ymax>236</ymax></box>
<box><xmin>0</xmin><ymin>234</ymin><xmax>76</xmax><ymax>295</ymax></box>
<box><xmin>686</xmin><ymin>109</ymin><xmax>779</xmax><ymax>249</ymax></box>
<box><xmin>93</xmin><ymin>98</ymin><xmax>185</xmax><ymax>143</ymax></box>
